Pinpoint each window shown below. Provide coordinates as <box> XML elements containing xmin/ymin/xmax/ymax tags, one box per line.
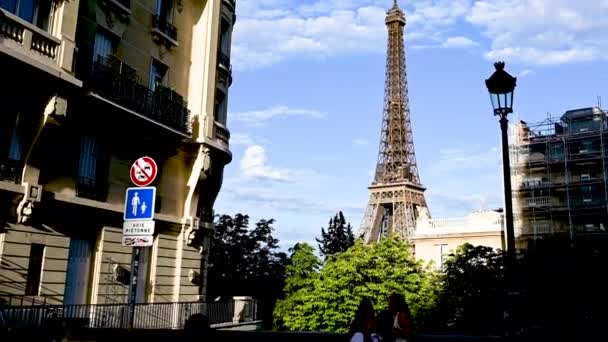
<box><xmin>149</xmin><ymin>60</ymin><xmax>168</xmax><ymax>92</ymax></box>
<box><xmin>214</xmin><ymin>90</ymin><xmax>227</xmax><ymax>125</ymax></box>
<box><xmin>434</xmin><ymin>244</ymin><xmax>448</xmax><ymax>270</ymax></box>
<box><xmin>93</xmin><ymin>28</ymin><xmax>118</xmax><ymax>62</ymax></box>
<box><xmin>581</xmin><ymin>172</ymin><xmax>591</xmax><ymax>181</ymax></box>
<box><xmin>78</xmin><ymin>135</ymin><xmax>99</xmax><ymax>181</ymax></box>
<box><xmin>582</xmin><ymin>186</ymin><xmax>592</xmax><ymax>203</ymax></box>
<box><xmin>219</xmin><ymin>18</ymin><xmax>230</xmax><ymax>56</ymax></box>
<box><xmin>0</xmin><ymin>0</ymin><xmax>53</xmax><ymax>30</ymax></box>
<box><xmin>156</xmin><ymin>0</ymin><xmax>173</xmax><ymax>24</ymax></box>
<box><xmin>25</xmin><ymin>243</ymin><xmax>45</xmax><ymax>295</ymax></box>
<box><xmin>580</xmin><ymin>140</ymin><xmax>593</xmax><ymax>154</ymax></box>
<box><xmin>8</xmin><ymin>113</ymin><xmax>22</xmax><ymax>162</ymax></box>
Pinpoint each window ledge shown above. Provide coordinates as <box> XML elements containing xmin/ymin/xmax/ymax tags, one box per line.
<box><xmin>152</xmin><ymin>28</ymin><xmax>178</xmax><ymax>48</ymax></box>
<box><xmin>99</xmin><ymin>0</ymin><xmax>132</xmax><ymax>22</ymax></box>
<box><xmin>0</xmin><ymin>9</ymin><xmax>61</xmax><ymax>45</ymax></box>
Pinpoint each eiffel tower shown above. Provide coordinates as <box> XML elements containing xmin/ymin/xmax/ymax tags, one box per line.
<box><xmin>358</xmin><ymin>0</ymin><xmax>429</xmax><ymax>244</ymax></box>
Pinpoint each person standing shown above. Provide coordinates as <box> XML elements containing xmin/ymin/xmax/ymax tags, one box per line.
<box><xmin>377</xmin><ymin>293</ymin><xmax>415</xmax><ymax>342</ymax></box>
<box><xmin>349</xmin><ymin>297</ymin><xmax>381</xmax><ymax>342</ymax></box>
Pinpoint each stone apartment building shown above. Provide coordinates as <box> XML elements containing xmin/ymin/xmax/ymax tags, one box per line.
<box><xmin>413</xmin><ymin>210</ymin><xmax>505</xmax><ymax>269</ymax></box>
<box><xmin>0</xmin><ymin>0</ymin><xmax>234</xmax><ymax>305</ymax></box>
<box><xmin>511</xmin><ymin>107</ymin><xmax>608</xmax><ymax>248</ymax></box>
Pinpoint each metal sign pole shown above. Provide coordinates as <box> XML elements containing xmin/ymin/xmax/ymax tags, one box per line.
<box><xmin>128</xmin><ymin>247</ymin><xmax>141</xmax><ymax>329</ymax></box>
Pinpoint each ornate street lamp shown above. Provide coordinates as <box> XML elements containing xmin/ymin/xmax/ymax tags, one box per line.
<box><xmin>485</xmin><ymin>61</ymin><xmax>517</xmax><ymax>256</ymax></box>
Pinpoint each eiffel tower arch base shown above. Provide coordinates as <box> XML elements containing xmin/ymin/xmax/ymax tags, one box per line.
<box><xmin>359</xmin><ymin>182</ymin><xmax>428</xmax><ymax>244</ymax></box>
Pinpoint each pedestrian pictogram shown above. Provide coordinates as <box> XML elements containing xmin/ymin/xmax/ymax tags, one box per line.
<box><xmin>124</xmin><ymin>187</ymin><xmax>156</xmax><ymax>221</ymax></box>
<box><xmin>130</xmin><ymin>156</ymin><xmax>158</xmax><ymax>187</ymax></box>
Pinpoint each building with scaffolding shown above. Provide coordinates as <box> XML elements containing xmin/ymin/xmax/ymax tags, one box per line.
<box><xmin>511</xmin><ymin>107</ymin><xmax>608</xmax><ymax>247</ymax></box>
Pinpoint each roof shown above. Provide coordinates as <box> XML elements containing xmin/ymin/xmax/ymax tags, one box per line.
<box><xmin>561</xmin><ymin>107</ymin><xmax>604</xmax><ymax>121</ymax></box>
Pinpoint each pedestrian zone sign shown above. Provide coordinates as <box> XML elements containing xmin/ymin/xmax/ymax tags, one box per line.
<box><xmin>124</xmin><ymin>187</ymin><xmax>156</xmax><ymax>221</ymax></box>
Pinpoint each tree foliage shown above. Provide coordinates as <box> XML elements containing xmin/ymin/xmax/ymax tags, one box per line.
<box><xmin>207</xmin><ymin>214</ymin><xmax>287</xmax><ymax>301</ymax></box>
<box><xmin>431</xmin><ymin>243</ymin><xmax>506</xmax><ymax>335</ymax></box>
<box><xmin>316</xmin><ymin>211</ymin><xmax>355</xmax><ymax>258</ymax></box>
<box><xmin>275</xmin><ymin>236</ymin><xmax>440</xmax><ymax>333</ymax></box>
<box><xmin>273</xmin><ymin>243</ymin><xmax>321</xmax><ymax>329</ymax></box>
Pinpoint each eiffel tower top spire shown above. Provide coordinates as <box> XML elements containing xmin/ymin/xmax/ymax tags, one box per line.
<box><xmin>386</xmin><ymin>1</ymin><xmax>406</xmax><ymax>25</ymax></box>
<box><xmin>374</xmin><ymin>0</ymin><xmax>421</xmax><ymax>186</ymax></box>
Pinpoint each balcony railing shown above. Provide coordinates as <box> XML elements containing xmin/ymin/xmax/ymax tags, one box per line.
<box><xmin>0</xmin><ymin>301</ymin><xmax>247</xmax><ymax>330</ymax></box>
<box><xmin>152</xmin><ymin>15</ymin><xmax>177</xmax><ymax>43</ymax></box>
<box><xmin>218</xmin><ymin>52</ymin><xmax>231</xmax><ymax>71</ymax></box>
<box><xmin>214</xmin><ymin>121</ymin><xmax>230</xmax><ymax>145</ymax></box>
<box><xmin>0</xmin><ymin>8</ymin><xmax>60</xmax><ymax>64</ymax></box>
<box><xmin>76</xmin><ymin>176</ymin><xmax>108</xmax><ymax>202</ymax></box>
<box><xmin>0</xmin><ymin>158</ymin><xmax>21</xmax><ymax>184</ymax></box>
<box><xmin>223</xmin><ymin>0</ymin><xmax>236</xmax><ymax>9</ymax></box>
<box><xmin>87</xmin><ymin>56</ymin><xmax>191</xmax><ymax>135</ymax></box>
<box><xmin>524</xmin><ymin>197</ymin><xmax>553</xmax><ymax>208</ymax></box>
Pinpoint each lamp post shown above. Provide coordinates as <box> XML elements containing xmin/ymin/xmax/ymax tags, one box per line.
<box><xmin>486</xmin><ymin>61</ymin><xmax>518</xmax><ymax>337</ymax></box>
<box><xmin>485</xmin><ymin>61</ymin><xmax>517</xmax><ymax>257</ymax></box>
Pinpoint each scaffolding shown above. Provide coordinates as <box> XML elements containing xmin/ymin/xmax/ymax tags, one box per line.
<box><xmin>510</xmin><ymin>107</ymin><xmax>608</xmax><ymax>246</ymax></box>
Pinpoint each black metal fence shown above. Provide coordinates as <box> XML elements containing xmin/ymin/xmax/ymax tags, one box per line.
<box><xmin>0</xmin><ymin>301</ymin><xmax>242</xmax><ymax>330</ymax></box>
<box><xmin>87</xmin><ymin>56</ymin><xmax>191</xmax><ymax>135</ymax></box>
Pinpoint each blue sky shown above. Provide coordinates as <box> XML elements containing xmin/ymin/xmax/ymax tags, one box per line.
<box><xmin>215</xmin><ymin>0</ymin><xmax>608</xmax><ymax>249</ymax></box>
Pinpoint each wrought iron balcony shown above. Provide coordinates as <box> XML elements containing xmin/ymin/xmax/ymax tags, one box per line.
<box><xmin>0</xmin><ymin>158</ymin><xmax>21</xmax><ymax>184</ymax></box>
<box><xmin>223</xmin><ymin>0</ymin><xmax>236</xmax><ymax>9</ymax></box>
<box><xmin>0</xmin><ymin>8</ymin><xmax>61</xmax><ymax>64</ymax></box>
<box><xmin>214</xmin><ymin>121</ymin><xmax>230</xmax><ymax>145</ymax></box>
<box><xmin>152</xmin><ymin>15</ymin><xmax>178</xmax><ymax>46</ymax></box>
<box><xmin>87</xmin><ymin>56</ymin><xmax>191</xmax><ymax>135</ymax></box>
<box><xmin>218</xmin><ymin>52</ymin><xmax>231</xmax><ymax>70</ymax></box>
<box><xmin>217</xmin><ymin>52</ymin><xmax>233</xmax><ymax>87</ymax></box>
<box><xmin>76</xmin><ymin>176</ymin><xmax>108</xmax><ymax>202</ymax></box>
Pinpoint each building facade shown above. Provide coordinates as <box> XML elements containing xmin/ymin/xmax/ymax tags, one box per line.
<box><xmin>511</xmin><ymin>107</ymin><xmax>608</xmax><ymax>248</ymax></box>
<box><xmin>0</xmin><ymin>0</ymin><xmax>235</xmax><ymax>305</ymax></box>
<box><xmin>412</xmin><ymin>210</ymin><xmax>504</xmax><ymax>269</ymax></box>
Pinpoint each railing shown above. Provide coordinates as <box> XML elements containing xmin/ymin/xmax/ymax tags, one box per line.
<box><xmin>0</xmin><ymin>8</ymin><xmax>60</xmax><ymax>63</ymax></box>
<box><xmin>218</xmin><ymin>52</ymin><xmax>232</xmax><ymax>72</ymax></box>
<box><xmin>152</xmin><ymin>15</ymin><xmax>177</xmax><ymax>41</ymax></box>
<box><xmin>0</xmin><ymin>158</ymin><xmax>21</xmax><ymax>184</ymax></box>
<box><xmin>524</xmin><ymin>197</ymin><xmax>552</xmax><ymax>208</ymax></box>
<box><xmin>214</xmin><ymin>121</ymin><xmax>230</xmax><ymax>145</ymax></box>
<box><xmin>76</xmin><ymin>176</ymin><xmax>108</xmax><ymax>202</ymax></box>
<box><xmin>223</xmin><ymin>0</ymin><xmax>236</xmax><ymax>8</ymax></box>
<box><xmin>0</xmin><ymin>301</ymin><xmax>244</xmax><ymax>330</ymax></box>
<box><xmin>87</xmin><ymin>56</ymin><xmax>191</xmax><ymax>135</ymax></box>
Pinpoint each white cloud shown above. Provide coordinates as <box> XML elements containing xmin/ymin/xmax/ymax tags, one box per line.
<box><xmin>234</xmin><ymin>0</ymin><xmax>608</xmax><ymax>69</ymax></box>
<box><xmin>233</xmin><ymin>0</ymin><xmax>476</xmax><ymax>71</ymax></box>
<box><xmin>230</xmin><ymin>133</ymin><xmax>254</xmax><ymax>146</ymax></box>
<box><xmin>467</xmin><ymin>0</ymin><xmax>608</xmax><ymax>65</ymax></box>
<box><xmin>240</xmin><ymin>145</ymin><xmax>293</xmax><ymax>181</ymax></box>
<box><xmin>518</xmin><ymin>69</ymin><xmax>535</xmax><ymax>77</ymax></box>
<box><xmin>441</xmin><ymin>36</ymin><xmax>478</xmax><ymax>48</ymax></box>
<box><xmin>232</xmin><ymin>105</ymin><xmax>323</xmax><ymax>126</ymax></box>
<box><xmin>352</xmin><ymin>138</ymin><xmax>369</xmax><ymax>146</ymax></box>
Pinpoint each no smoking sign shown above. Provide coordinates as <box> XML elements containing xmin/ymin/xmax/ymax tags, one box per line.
<box><xmin>130</xmin><ymin>156</ymin><xmax>158</xmax><ymax>187</ymax></box>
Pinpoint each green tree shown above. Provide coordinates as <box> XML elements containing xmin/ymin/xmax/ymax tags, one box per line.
<box><xmin>273</xmin><ymin>243</ymin><xmax>321</xmax><ymax>330</ymax></box>
<box><xmin>276</xmin><ymin>236</ymin><xmax>440</xmax><ymax>333</ymax></box>
<box><xmin>207</xmin><ymin>214</ymin><xmax>287</xmax><ymax>302</ymax></box>
<box><xmin>432</xmin><ymin>243</ymin><xmax>505</xmax><ymax>335</ymax></box>
<box><xmin>316</xmin><ymin>211</ymin><xmax>355</xmax><ymax>258</ymax></box>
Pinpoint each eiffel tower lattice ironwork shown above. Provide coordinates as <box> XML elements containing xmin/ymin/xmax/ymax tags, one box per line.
<box><xmin>358</xmin><ymin>0</ymin><xmax>430</xmax><ymax>244</ymax></box>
